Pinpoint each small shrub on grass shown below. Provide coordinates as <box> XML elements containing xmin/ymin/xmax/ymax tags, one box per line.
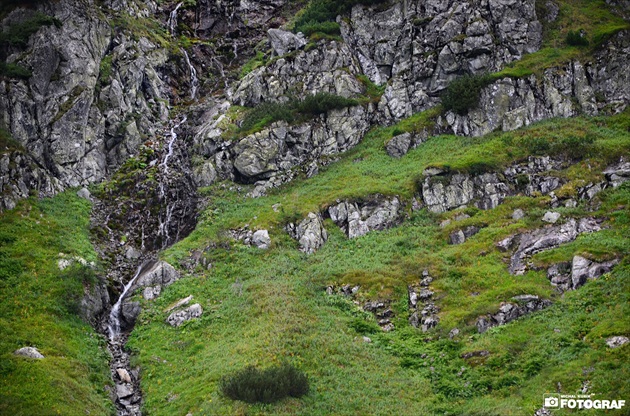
<box><xmin>441</xmin><ymin>74</ymin><xmax>494</xmax><ymax>115</ymax></box>
<box><xmin>240</xmin><ymin>101</ymin><xmax>296</xmax><ymax>132</ymax></box>
<box><xmin>221</xmin><ymin>363</ymin><xmax>309</xmax><ymax>403</ymax></box>
<box><xmin>566</xmin><ymin>30</ymin><xmax>589</xmax><ymax>47</ymax></box>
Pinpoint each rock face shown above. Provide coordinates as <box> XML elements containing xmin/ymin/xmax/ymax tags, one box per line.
<box><xmin>476</xmin><ymin>295</ymin><xmax>552</xmax><ymax>333</ymax></box>
<box><xmin>340</xmin><ymin>0</ymin><xmax>542</xmax><ymax>120</ymax></box>
<box><xmin>546</xmin><ymin>255</ymin><xmax>620</xmax><ymax>291</ymax></box>
<box><xmin>499</xmin><ymin>218</ymin><xmax>603</xmax><ymax>275</ymax></box>
<box><xmin>328</xmin><ymin>196</ymin><xmax>402</xmax><ymax>239</ymax></box>
<box><xmin>421</xmin><ymin>156</ymin><xmax>570</xmax><ymax>213</ymax></box>
<box><xmin>14</xmin><ymin>347</ymin><xmax>44</xmax><ymax>359</ymax></box>
<box><xmin>287</xmin><ymin>212</ymin><xmax>328</xmax><ymax>254</ymax></box>
<box><xmin>438</xmin><ymin>31</ymin><xmax>630</xmax><ymax>136</ymax></box>
<box><xmin>134</xmin><ymin>261</ymin><xmax>179</xmax><ymax>301</ymax></box>
<box><xmin>0</xmin><ymin>0</ymin><xmax>173</xmax><ymax>211</ymax></box>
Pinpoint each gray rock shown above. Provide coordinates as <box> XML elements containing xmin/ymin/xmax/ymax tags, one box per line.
<box><xmin>116</xmin><ymin>383</ymin><xmax>134</xmax><ymax>399</ymax></box>
<box><xmin>267</xmin><ymin>29</ymin><xmax>307</xmax><ymax>57</ymax></box>
<box><xmin>166</xmin><ymin>304</ymin><xmax>203</xmax><ymax>327</ymax></box>
<box><xmin>449</xmin><ymin>328</ymin><xmax>460</xmax><ymax>339</ymax></box>
<box><xmin>508</xmin><ymin>218</ymin><xmax>601</xmax><ymax>275</ymax></box>
<box><xmin>329</xmin><ymin>196</ymin><xmax>402</xmax><ymax>239</ymax></box>
<box><xmin>449</xmin><ymin>230</ymin><xmax>466</xmax><ymax>245</ymax></box>
<box><xmin>77</xmin><ymin>187</ymin><xmax>92</xmax><ymax>201</ymax></box>
<box><xmin>477</xmin><ymin>298</ymin><xmax>552</xmax><ymax>333</ymax></box>
<box><xmin>606</xmin><ymin>336</ymin><xmax>629</xmax><ymax>349</ymax></box>
<box><xmin>542</xmin><ymin>211</ymin><xmax>561</xmax><ymax>223</ymax></box>
<box><xmin>386</xmin><ymin>133</ymin><xmax>412</xmax><ymax>158</ymax></box>
<box><xmin>135</xmin><ymin>261</ymin><xmax>179</xmax><ymax>289</ymax></box>
<box><xmin>571</xmin><ymin>255</ymin><xmax>619</xmax><ymax>289</ymax></box>
<box><xmin>251</xmin><ymin>230</ymin><xmax>271</xmax><ymax>249</ymax></box>
<box><xmin>142</xmin><ymin>286</ymin><xmax>161</xmax><ymax>301</ymax></box>
<box><xmin>165</xmin><ymin>295</ymin><xmax>194</xmax><ymax>313</ymax></box>
<box><xmin>512</xmin><ymin>209</ymin><xmax>525</xmax><ymax>220</ymax></box>
<box><xmin>14</xmin><ymin>347</ymin><xmax>44</xmax><ymax>359</ymax></box>
<box><xmin>116</xmin><ymin>368</ymin><xmax>132</xmax><ymax>384</ymax></box>
<box><xmin>125</xmin><ymin>246</ymin><xmax>142</xmax><ymax>260</ymax></box>
<box><xmin>121</xmin><ymin>301</ymin><xmax>141</xmax><ymax>330</ymax></box>
<box><xmin>287</xmin><ymin>212</ymin><xmax>328</xmax><ymax>254</ymax></box>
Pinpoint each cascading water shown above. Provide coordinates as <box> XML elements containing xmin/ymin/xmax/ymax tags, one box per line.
<box><xmin>167</xmin><ymin>2</ymin><xmax>183</xmax><ymax>36</ymax></box>
<box><xmin>108</xmin><ymin>264</ymin><xmax>144</xmax><ymax>340</ymax></box>
<box><xmin>182</xmin><ymin>50</ymin><xmax>198</xmax><ymax>100</ymax></box>
<box><xmin>161</xmin><ymin>115</ymin><xmax>187</xmax><ymax>177</ymax></box>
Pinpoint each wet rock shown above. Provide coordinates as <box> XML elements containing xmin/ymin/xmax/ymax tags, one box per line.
<box><xmin>166</xmin><ymin>304</ymin><xmax>203</xmax><ymax>327</ymax></box>
<box><xmin>287</xmin><ymin>212</ymin><xmax>328</xmax><ymax>254</ymax></box>
<box><xmin>116</xmin><ymin>368</ymin><xmax>132</xmax><ymax>384</ymax></box>
<box><xmin>14</xmin><ymin>347</ymin><xmax>44</xmax><ymax>359</ymax></box>
<box><xmin>121</xmin><ymin>302</ymin><xmax>141</xmax><ymax>330</ymax></box>
<box><xmin>251</xmin><ymin>230</ymin><xmax>271</xmax><ymax>249</ymax></box>
<box><xmin>606</xmin><ymin>336</ymin><xmax>629</xmax><ymax>349</ymax></box>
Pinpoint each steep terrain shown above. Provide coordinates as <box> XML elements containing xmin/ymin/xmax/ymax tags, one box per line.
<box><xmin>0</xmin><ymin>0</ymin><xmax>629</xmax><ymax>415</ymax></box>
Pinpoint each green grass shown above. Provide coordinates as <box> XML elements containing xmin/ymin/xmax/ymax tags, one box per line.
<box><xmin>0</xmin><ymin>191</ymin><xmax>113</xmax><ymax>416</ymax></box>
<box><xmin>126</xmin><ymin>109</ymin><xmax>630</xmax><ymax>415</ymax></box>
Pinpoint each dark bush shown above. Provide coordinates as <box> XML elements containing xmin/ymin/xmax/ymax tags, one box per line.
<box><xmin>441</xmin><ymin>74</ymin><xmax>494</xmax><ymax>115</ymax></box>
<box><xmin>566</xmin><ymin>30</ymin><xmax>589</xmax><ymax>47</ymax></box>
<box><xmin>0</xmin><ymin>12</ymin><xmax>61</xmax><ymax>48</ymax></box>
<box><xmin>296</xmin><ymin>21</ymin><xmax>341</xmax><ymax>37</ymax></box>
<box><xmin>0</xmin><ymin>61</ymin><xmax>32</xmax><ymax>79</ymax></box>
<box><xmin>221</xmin><ymin>363</ymin><xmax>309</xmax><ymax>404</ymax></box>
<box><xmin>240</xmin><ymin>101</ymin><xmax>295</xmax><ymax>132</ymax></box>
<box><xmin>297</xmin><ymin>92</ymin><xmax>358</xmax><ymax>115</ymax></box>
<box><xmin>349</xmin><ymin>317</ymin><xmax>379</xmax><ymax>334</ymax></box>
<box><xmin>294</xmin><ymin>0</ymin><xmax>389</xmax><ymax>35</ymax></box>
<box><xmin>240</xmin><ymin>93</ymin><xmax>358</xmax><ymax>134</ymax></box>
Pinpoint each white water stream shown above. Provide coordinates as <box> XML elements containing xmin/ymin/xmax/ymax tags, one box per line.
<box><xmin>108</xmin><ymin>264</ymin><xmax>144</xmax><ymax>340</ymax></box>
<box><xmin>167</xmin><ymin>2</ymin><xmax>183</xmax><ymax>37</ymax></box>
<box><xmin>182</xmin><ymin>50</ymin><xmax>198</xmax><ymax>100</ymax></box>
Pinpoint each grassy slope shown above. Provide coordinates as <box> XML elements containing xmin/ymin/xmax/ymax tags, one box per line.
<box><xmin>127</xmin><ymin>109</ymin><xmax>630</xmax><ymax>415</ymax></box>
<box><xmin>0</xmin><ymin>192</ymin><xmax>113</xmax><ymax>416</ymax></box>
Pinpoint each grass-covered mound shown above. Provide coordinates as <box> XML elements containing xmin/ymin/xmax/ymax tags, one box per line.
<box><xmin>0</xmin><ymin>192</ymin><xmax>113</xmax><ymax>415</ymax></box>
<box><xmin>126</xmin><ymin>109</ymin><xmax>630</xmax><ymax>415</ymax></box>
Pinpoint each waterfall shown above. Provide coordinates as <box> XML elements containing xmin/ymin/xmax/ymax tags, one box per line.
<box><xmin>108</xmin><ymin>264</ymin><xmax>144</xmax><ymax>340</ymax></box>
<box><xmin>167</xmin><ymin>2</ymin><xmax>183</xmax><ymax>37</ymax></box>
<box><xmin>162</xmin><ymin>115</ymin><xmax>187</xmax><ymax>176</ymax></box>
<box><xmin>182</xmin><ymin>50</ymin><xmax>198</xmax><ymax>100</ymax></box>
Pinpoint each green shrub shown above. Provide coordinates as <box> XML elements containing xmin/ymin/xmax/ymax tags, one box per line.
<box><xmin>0</xmin><ymin>61</ymin><xmax>32</xmax><ymax>79</ymax></box>
<box><xmin>240</xmin><ymin>93</ymin><xmax>358</xmax><ymax>134</ymax></box>
<box><xmin>566</xmin><ymin>30</ymin><xmax>589</xmax><ymax>47</ymax></box>
<box><xmin>349</xmin><ymin>317</ymin><xmax>379</xmax><ymax>334</ymax></box>
<box><xmin>240</xmin><ymin>101</ymin><xmax>296</xmax><ymax>132</ymax></box>
<box><xmin>297</xmin><ymin>92</ymin><xmax>358</xmax><ymax>115</ymax></box>
<box><xmin>293</xmin><ymin>0</ymin><xmax>389</xmax><ymax>35</ymax></box>
<box><xmin>441</xmin><ymin>74</ymin><xmax>494</xmax><ymax>115</ymax></box>
<box><xmin>221</xmin><ymin>363</ymin><xmax>309</xmax><ymax>403</ymax></box>
<box><xmin>0</xmin><ymin>12</ymin><xmax>61</xmax><ymax>48</ymax></box>
<box><xmin>296</xmin><ymin>21</ymin><xmax>341</xmax><ymax>37</ymax></box>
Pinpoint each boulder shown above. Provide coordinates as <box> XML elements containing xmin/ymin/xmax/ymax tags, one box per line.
<box><xmin>251</xmin><ymin>230</ymin><xmax>271</xmax><ymax>249</ymax></box>
<box><xmin>571</xmin><ymin>255</ymin><xmax>619</xmax><ymax>289</ymax></box>
<box><xmin>328</xmin><ymin>196</ymin><xmax>402</xmax><ymax>239</ymax></box>
<box><xmin>606</xmin><ymin>336</ymin><xmax>629</xmax><ymax>349</ymax></box>
<box><xmin>542</xmin><ymin>211</ymin><xmax>561</xmax><ymax>224</ymax></box>
<box><xmin>166</xmin><ymin>304</ymin><xmax>203</xmax><ymax>327</ymax></box>
<box><xmin>287</xmin><ymin>212</ymin><xmax>328</xmax><ymax>254</ymax></box>
<box><xmin>14</xmin><ymin>347</ymin><xmax>44</xmax><ymax>359</ymax></box>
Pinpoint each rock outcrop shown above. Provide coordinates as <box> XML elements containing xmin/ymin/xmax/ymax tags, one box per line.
<box><xmin>476</xmin><ymin>295</ymin><xmax>552</xmax><ymax>333</ymax></box>
<box><xmin>328</xmin><ymin>196</ymin><xmax>402</xmax><ymax>238</ymax></box>
<box><xmin>408</xmin><ymin>271</ymin><xmax>439</xmax><ymax>332</ymax></box>
<box><xmin>286</xmin><ymin>212</ymin><xmax>328</xmax><ymax>254</ymax></box>
<box><xmin>14</xmin><ymin>346</ymin><xmax>45</xmax><ymax>359</ymax></box>
<box><xmin>547</xmin><ymin>255</ymin><xmax>620</xmax><ymax>291</ymax></box>
<box><xmin>166</xmin><ymin>303</ymin><xmax>203</xmax><ymax>327</ymax></box>
<box><xmin>341</xmin><ymin>0</ymin><xmax>542</xmax><ymax>120</ymax></box>
<box><xmin>497</xmin><ymin>218</ymin><xmax>603</xmax><ymax>275</ymax></box>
